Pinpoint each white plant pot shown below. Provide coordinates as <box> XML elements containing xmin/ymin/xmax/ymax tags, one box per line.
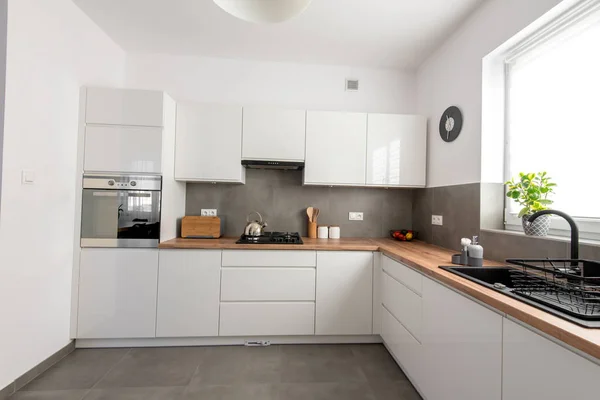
<box><xmin>522</xmin><ymin>214</ymin><xmax>551</xmax><ymax>237</ymax></box>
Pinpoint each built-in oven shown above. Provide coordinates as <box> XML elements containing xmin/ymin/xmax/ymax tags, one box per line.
<box><xmin>80</xmin><ymin>174</ymin><xmax>162</xmax><ymax>248</ymax></box>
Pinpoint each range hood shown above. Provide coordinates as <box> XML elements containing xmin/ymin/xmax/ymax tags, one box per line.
<box><xmin>241</xmin><ymin>160</ymin><xmax>305</xmax><ymax>170</ymax></box>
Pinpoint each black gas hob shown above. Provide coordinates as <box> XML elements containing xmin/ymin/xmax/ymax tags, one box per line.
<box><xmin>236</xmin><ymin>232</ymin><xmax>303</xmax><ymax>245</ymax></box>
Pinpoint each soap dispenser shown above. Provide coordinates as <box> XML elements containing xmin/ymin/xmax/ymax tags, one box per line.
<box><xmin>467</xmin><ymin>235</ymin><xmax>484</xmax><ymax>267</ymax></box>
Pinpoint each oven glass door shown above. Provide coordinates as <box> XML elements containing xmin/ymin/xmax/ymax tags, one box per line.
<box><xmin>81</xmin><ymin>189</ymin><xmax>161</xmax><ymax>248</ymax></box>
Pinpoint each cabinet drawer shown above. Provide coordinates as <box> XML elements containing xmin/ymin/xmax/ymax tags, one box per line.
<box><xmin>382</xmin><ymin>255</ymin><xmax>422</xmax><ymax>295</ymax></box>
<box><xmin>222</xmin><ymin>250</ymin><xmax>316</xmax><ymax>267</ymax></box>
<box><xmin>84</xmin><ymin>125</ymin><xmax>162</xmax><ymax>173</ymax></box>
<box><xmin>382</xmin><ymin>306</ymin><xmax>421</xmax><ymax>378</ymax></box>
<box><xmin>382</xmin><ymin>272</ymin><xmax>422</xmax><ymax>341</ymax></box>
<box><xmin>221</xmin><ymin>268</ymin><xmax>316</xmax><ymax>301</ymax></box>
<box><xmin>219</xmin><ymin>302</ymin><xmax>315</xmax><ymax>336</ymax></box>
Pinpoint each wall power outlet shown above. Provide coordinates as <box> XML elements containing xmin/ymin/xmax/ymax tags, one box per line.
<box><xmin>349</xmin><ymin>212</ymin><xmax>364</xmax><ymax>221</ymax></box>
<box><xmin>201</xmin><ymin>209</ymin><xmax>218</xmax><ymax>217</ymax></box>
<box><xmin>432</xmin><ymin>215</ymin><xmax>443</xmax><ymax>226</ymax></box>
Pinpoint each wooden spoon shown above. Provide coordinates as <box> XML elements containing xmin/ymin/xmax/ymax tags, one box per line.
<box><xmin>307</xmin><ymin>207</ymin><xmax>314</xmax><ymax>222</ymax></box>
<box><xmin>313</xmin><ymin>208</ymin><xmax>320</xmax><ymax>222</ymax></box>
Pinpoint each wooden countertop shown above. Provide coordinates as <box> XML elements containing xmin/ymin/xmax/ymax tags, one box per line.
<box><xmin>159</xmin><ymin>237</ymin><xmax>600</xmax><ymax>360</ymax></box>
<box><xmin>159</xmin><ymin>237</ymin><xmax>380</xmax><ymax>251</ymax></box>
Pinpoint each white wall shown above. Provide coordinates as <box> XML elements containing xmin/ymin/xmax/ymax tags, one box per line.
<box><xmin>417</xmin><ymin>0</ymin><xmax>563</xmax><ymax>188</ymax></box>
<box><xmin>0</xmin><ymin>0</ymin><xmax>125</xmax><ymax>389</ymax></box>
<box><xmin>125</xmin><ymin>53</ymin><xmax>416</xmax><ymax>114</ymax></box>
<box><xmin>0</xmin><ymin>0</ymin><xmax>6</xmax><ymax>207</ymax></box>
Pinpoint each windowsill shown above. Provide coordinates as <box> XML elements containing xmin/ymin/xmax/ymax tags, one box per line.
<box><xmin>480</xmin><ymin>228</ymin><xmax>600</xmax><ymax>249</ymax></box>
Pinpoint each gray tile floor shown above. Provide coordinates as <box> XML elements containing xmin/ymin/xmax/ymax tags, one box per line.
<box><xmin>12</xmin><ymin>344</ymin><xmax>422</xmax><ymax>400</ymax></box>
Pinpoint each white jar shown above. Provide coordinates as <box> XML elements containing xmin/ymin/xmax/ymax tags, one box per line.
<box><xmin>317</xmin><ymin>226</ymin><xmax>329</xmax><ymax>239</ymax></box>
<box><xmin>329</xmin><ymin>226</ymin><xmax>340</xmax><ymax>239</ymax></box>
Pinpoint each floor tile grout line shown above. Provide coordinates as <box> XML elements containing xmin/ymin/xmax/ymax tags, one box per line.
<box><xmin>82</xmin><ymin>347</ymin><xmax>133</xmax><ymax>396</ymax></box>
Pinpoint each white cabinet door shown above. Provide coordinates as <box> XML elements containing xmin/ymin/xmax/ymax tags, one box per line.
<box><xmin>220</xmin><ymin>302</ymin><xmax>315</xmax><ymax>336</ymax></box>
<box><xmin>77</xmin><ymin>249</ymin><xmax>159</xmax><ymax>339</ymax></box>
<box><xmin>382</xmin><ymin>272</ymin><xmax>422</xmax><ymax>341</ymax></box>
<box><xmin>156</xmin><ymin>250</ymin><xmax>221</xmax><ymax>338</ymax></box>
<box><xmin>304</xmin><ymin>111</ymin><xmax>367</xmax><ymax>186</ymax></box>
<box><xmin>85</xmin><ymin>87</ymin><xmax>164</xmax><ymax>127</ymax></box>
<box><xmin>421</xmin><ymin>277</ymin><xmax>502</xmax><ymax>400</ymax></box>
<box><xmin>366</xmin><ymin>114</ymin><xmax>426</xmax><ymax>187</ymax></box>
<box><xmin>221</xmin><ymin>268</ymin><xmax>316</xmax><ymax>301</ymax></box>
<box><xmin>315</xmin><ymin>251</ymin><xmax>373</xmax><ymax>335</ymax></box>
<box><xmin>84</xmin><ymin>125</ymin><xmax>162</xmax><ymax>173</ymax></box>
<box><xmin>381</xmin><ymin>306</ymin><xmax>423</xmax><ymax>389</ymax></box>
<box><xmin>242</xmin><ymin>107</ymin><xmax>306</xmax><ymax>161</ymax></box>
<box><xmin>503</xmin><ymin>318</ymin><xmax>600</xmax><ymax>400</ymax></box>
<box><xmin>175</xmin><ymin>102</ymin><xmax>244</xmax><ymax>183</ymax></box>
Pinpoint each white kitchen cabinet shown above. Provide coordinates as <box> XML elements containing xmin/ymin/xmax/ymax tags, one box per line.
<box><xmin>304</xmin><ymin>111</ymin><xmax>367</xmax><ymax>186</ymax></box>
<box><xmin>221</xmin><ymin>250</ymin><xmax>316</xmax><ymax>267</ymax></box>
<box><xmin>242</xmin><ymin>106</ymin><xmax>306</xmax><ymax>161</ymax></box>
<box><xmin>85</xmin><ymin>87</ymin><xmax>164</xmax><ymax>127</ymax></box>
<box><xmin>84</xmin><ymin>125</ymin><xmax>162</xmax><ymax>173</ymax></box>
<box><xmin>381</xmin><ymin>306</ymin><xmax>423</xmax><ymax>390</ymax></box>
<box><xmin>382</xmin><ymin>272</ymin><xmax>422</xmax><ymax>341</ymax></box>
<box><xmin>366</xmin><ymin>114</ymin><xmax>426</xmax><ymax>187</ymax></box>
<box><xmin>156</xmin><ymin>250</ymin><xmax>221</xmax><ymax>338</ymax></box>
<box><xmin>220</xmin><ymin>302</ymin><xmax>315</xmax><ymax>336</ymax></box>
<box><xmin>175</xmin><ymin>102</ymin><xmax>245</xmax><ymax>183</ymax></box>
<box><xmin>503</xmin><ymin>318</ymin><xmax>600</xmax><ymax>400</ymax></box>
<box><xmin>77</xmin><ymin>249</ymin><xmax>159</xmax><ymax>339</ymax></box>
<box><xmin>315</xmin><ymin>251</ymin><xmax>373</xmax><ymax>335</ymax></box>
<box><xmin>421</xmin><ymin>277</ymin><xmax>502</xmax><ymax>400</ymax></box>
<box><xmin>221</xmin><ymin>267</ymin><xmax>315</xmax><ymax>301</ymax></box>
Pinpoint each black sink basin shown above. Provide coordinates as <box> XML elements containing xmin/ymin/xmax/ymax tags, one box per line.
<box><xmin>441</xmin><ymin>266</ymin><xmax>518</xmax><ymax>288</ymax></box>
<box><xmin>440</xmin><ymin>265</ymin><xmax>600</xmax><ymax>328</ymax></box>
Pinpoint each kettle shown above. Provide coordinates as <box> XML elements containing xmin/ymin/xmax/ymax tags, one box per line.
<box><xmin>244</xmin><ymin>211</ymin><xmax>267</xmax><ymax>236</ymax></box>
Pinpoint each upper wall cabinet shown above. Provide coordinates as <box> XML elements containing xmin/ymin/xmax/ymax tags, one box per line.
<box><xmin>175</xmin><ymin>102</ymin><xmax>245</xmax><ymax>183</ymax></box>
<box><xmin>366</xmin><ymin>114</ymin><xmax>426</xmax><ymax>188</ymax></box>
<box><xmin>85</xmin><ymin>87</ymin><xmax>164</xmax><ymax>127</ymax></box>
<box><xmin>304</xmin><ymin>111</ymin><xmax>367</xmax><ymax>186</ymax></box>
<box><xmin>84</xmin><ymin>125</ymin><xmax>163</xmax><ymax>174</ymax></box>
<box><xmin>242</xmin><ymin>107</ymin><xmax>306</xmax><ymax>161</ymax></box>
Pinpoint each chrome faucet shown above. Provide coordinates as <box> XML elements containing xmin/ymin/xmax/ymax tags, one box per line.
<box><xmin>528</xmin><ymin>210</ymin><xmax>579</xmax><ymax>265</ymax></box>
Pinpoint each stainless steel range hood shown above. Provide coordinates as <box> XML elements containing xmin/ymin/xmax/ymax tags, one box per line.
<box><xmin>241</xmin><ymin>160</ymin><xmax>305</xmax><ymax>170</ymax></box>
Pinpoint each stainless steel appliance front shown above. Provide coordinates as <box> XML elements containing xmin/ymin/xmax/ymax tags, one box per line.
<box><xmin>80</xmin><ymin>174</ymin><xmax>162</xmax><ymax>248</ymax></box>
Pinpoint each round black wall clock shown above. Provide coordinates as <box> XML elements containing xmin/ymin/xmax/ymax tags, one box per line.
<box><xmin>439</xmin><ymin>106</ymin><xmax>463</xmax><ymax>142</ymax></box>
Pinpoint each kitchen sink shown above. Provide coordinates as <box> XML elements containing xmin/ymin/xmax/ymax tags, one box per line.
<box><xmin>441</xmin><ymin>265</ymin><xmax>600</xmax><ymax>328</ymax></box>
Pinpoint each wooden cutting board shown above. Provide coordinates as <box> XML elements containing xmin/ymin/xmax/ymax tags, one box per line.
<box><xmin>181</xmin><ymin>216</ymin><xmax>222</xmax><ymax>239</ymax></box>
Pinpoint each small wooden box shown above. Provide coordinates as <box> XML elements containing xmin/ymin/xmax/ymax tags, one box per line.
<box><xmin>181</xmin><ymin>216</ymin><xmax>222</xmax><ymax>239</ymax></box>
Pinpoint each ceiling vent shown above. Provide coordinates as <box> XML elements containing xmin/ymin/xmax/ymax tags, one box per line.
<box><xmin>345</xmin><ymin>79</ymin><xmax>359</xmax><ymax>92</ymax></box>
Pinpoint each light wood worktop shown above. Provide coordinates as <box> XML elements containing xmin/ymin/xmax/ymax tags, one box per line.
<box><xmin>159</xmin><ymin>237</ymin><xmax>600</xmax><ymax>360</ymax></box>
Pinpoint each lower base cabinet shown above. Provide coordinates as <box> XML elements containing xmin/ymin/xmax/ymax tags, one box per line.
<box><xmin>156</xmin><ymin>250</ymin><xmax>221</xmax><ymax>337</ymax></box>
<box><xmin>503</xmin><ymin>318</ymin><xmax>600</xmax><ymax>400</ymax></box>
<box><xmin>381</xmin><ymin>306</ymin><xmax>423</xmax><ymax>387</ymax></box>
<box><xmin>420</xmin><ymin>278</ymin><xmax>503</xmax><ymax>400</ymax></box>
<box><xmin>77</xmin><ymin>249</ymin><xmax>159</xmax><ymax>339</ymax></box>
<box><xmin>219</xmin><ymin>302</ymin><xmax>315</xmax><ymax>336</ymax></box>
<box><xmin>315</xmin><ymin>251</ymin><xmax>373</xmax><ymax>335</ymax></box>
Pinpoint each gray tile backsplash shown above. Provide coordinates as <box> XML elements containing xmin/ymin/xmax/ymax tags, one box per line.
<box><xmin>412</xmin><ymin>181</ymin><xmax>600</xmax><ymax>263</ymax></box>
<box><xmin>412</xmin><ymin>183</ymin><xmax>480</xmax><ymax>252</ymax></box>
<box><xmin>185</xmin><ymin>169</ymin><xmax>413</xmax><ymax>237</ymax></box>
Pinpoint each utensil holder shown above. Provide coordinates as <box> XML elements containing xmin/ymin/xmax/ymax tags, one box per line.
<box><xmin>308</xmin><ymin>222</ymin><xmax>317</xmax><ymax>239</ymax></box>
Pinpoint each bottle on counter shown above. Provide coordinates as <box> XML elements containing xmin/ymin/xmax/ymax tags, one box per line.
<box><xmin>467</xmin><ymin>235</ymin><xmax>484</xmax><ymax>267</ymax></box>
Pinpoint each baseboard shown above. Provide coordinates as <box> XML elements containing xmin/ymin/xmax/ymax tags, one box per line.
<box><xmin>0</xmin><ymin>341</ymin><xmax>75</xmax><ymax>399</ymax></box>
<box><xmin>76</xmin><ymin>335</ymin><xmax>383</xmax><ymax>348</ymax></box>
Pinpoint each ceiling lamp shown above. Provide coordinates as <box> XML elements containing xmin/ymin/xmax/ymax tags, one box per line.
<box><xmin>213</xmin><ymin>0</ymin><xmax>313</xmax><ymax>24</ymax></box>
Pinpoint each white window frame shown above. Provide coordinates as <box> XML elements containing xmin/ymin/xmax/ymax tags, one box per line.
<box><xmin>503</xmin><ymin>0</ymin><xmax>600</xmax><ymax>241</ymax></box>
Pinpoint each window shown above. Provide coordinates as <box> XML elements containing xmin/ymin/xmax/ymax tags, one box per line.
<box><xmin>504</xmin><ymin>1</ymin><xmax>600</xmax><ymax>237</ymax></box>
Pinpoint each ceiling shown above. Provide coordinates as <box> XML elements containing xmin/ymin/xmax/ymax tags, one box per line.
<box><xmin>74</xmin><ymin>0</ymin><xmax>484</xmax><ymax>69</ymax></box>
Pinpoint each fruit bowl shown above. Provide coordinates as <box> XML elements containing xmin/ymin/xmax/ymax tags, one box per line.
<box><xmin>389</xmin><ymin>229</ymin><xmax>418</xmax><ymax>242</ymax></box>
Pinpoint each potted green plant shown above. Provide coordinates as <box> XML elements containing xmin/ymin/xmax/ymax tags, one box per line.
<box><xmin>505</xmin><ymin>172</ymin><xmax>556</xmax><ymax>236</ymax></box>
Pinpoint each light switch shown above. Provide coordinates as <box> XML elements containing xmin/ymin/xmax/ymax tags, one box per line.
<box><xmin>21</xmin><ymin>170</ymin><xmax>35</xmax><ymax>185</ymax></box>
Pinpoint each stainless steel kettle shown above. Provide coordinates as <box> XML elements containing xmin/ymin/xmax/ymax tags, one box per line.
<box><xmin>244</xmin><ymin>211</ymin><xmax>267</xmax><ymax>236</ymax></box>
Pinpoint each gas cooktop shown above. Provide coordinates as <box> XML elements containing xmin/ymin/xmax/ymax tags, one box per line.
<box><xmin>236</xmin><ymin>232</ymin><xmax>303</xmax><ymax>245</ymax></box>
